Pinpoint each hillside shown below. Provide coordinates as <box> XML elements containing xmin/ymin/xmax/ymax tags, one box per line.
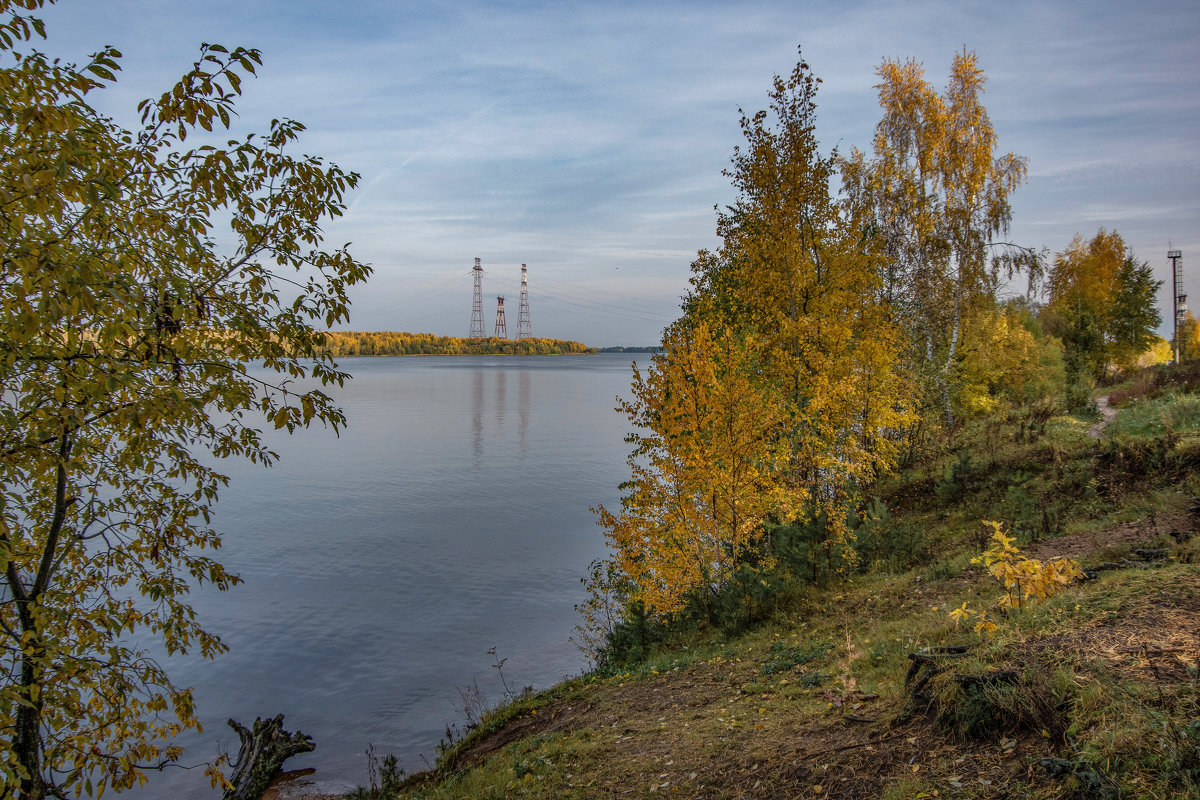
<box><xmin>341</xmin><ymin>365</ymin><xmax>1200</xmax><ymax>800</ymax></box>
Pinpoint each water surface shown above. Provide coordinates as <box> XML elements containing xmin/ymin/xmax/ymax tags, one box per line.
<box><xmin>143</xmin><ymin>354</ymin><xmax>636</xmax><ymax>796</ymax></box>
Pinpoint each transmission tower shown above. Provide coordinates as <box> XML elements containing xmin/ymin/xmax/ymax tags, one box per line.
<box><xmin>469</xmin><ymin>258</ymin><xmax>485</xmax><ymax>339</ymax></box>
<box><xmin>1170</xmin><ymin>248</ymin><xmax>1185</xmax><ymax>363</ymax></box>
<box><xmin>516</xmin><ymin>263</ymin><xmax>532</xmax><ymax>340</ymax></box>
<box><xmin>494</xmin><ymin>296</ymin><xmax>508</xmax><ymax>339</ymax></box>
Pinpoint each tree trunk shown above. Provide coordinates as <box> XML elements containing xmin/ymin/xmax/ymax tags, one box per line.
<box><xmin>14</xmin><ymin>657</ymin><xmax>47</xmax><ymax>800</ymax></box>
<box><xmin>222</xmin><ymin>715</ymin><xmax>315</xmax><ymax>800</ymax></box>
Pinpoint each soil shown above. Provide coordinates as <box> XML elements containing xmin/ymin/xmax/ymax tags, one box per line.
<box><xmin>1086</xmin><ymin>395</ymin><xmax>1118</xmax><ymax>439</ymax></box>
<box><xmin>1025</xmin><ymin>509</ymin><xmax>1192</xmax><ymax>561</ymax></box>
<box><xmin>261</xmin><ymin>769</ymin><xmax>354</xmax><ymax>800</ymax></box>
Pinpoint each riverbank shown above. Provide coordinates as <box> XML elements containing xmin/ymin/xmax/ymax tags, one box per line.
<box><xmin>357</xmin><ymin>365</ymin><xmax>1200</xmax><ymax>800</ymax></box>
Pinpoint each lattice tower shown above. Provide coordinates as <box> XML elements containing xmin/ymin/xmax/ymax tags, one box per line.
<box><xmin>516</xmin><ymin>263</ymin><xmax>532</xmax><ymax>340</ymax></box>
<box><xmin>494</xmin><ymin>296</ymin><xmax>508</xmax><ymax>339</ymax></box>
<box><xmin>469</xmin><ymin>258</ymin><xmax>485</xmax><ymax>339</ymax></box>
<box><xmin>1169</xmin><ymin>248</ymin><xmax>1185</xmax><ymax>363</ymax></box>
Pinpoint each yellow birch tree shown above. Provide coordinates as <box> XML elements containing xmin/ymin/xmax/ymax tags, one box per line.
<box><xmin>841</xmin><ymin>50</ymin><xmax>1036</xmax><ymax>427</ymax></box>
<box><xmin>593</xmin><ymin>53</ymin><xmax>912</xmax><ymax>625</ymax></box>
<box><xmin>595</xmin><ymin>323</ymin><xmax>794</xmax><ymax>616</ymax></box>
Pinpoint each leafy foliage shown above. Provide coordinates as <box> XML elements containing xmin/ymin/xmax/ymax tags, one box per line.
<box><xmin>949</xmin><ymin>304</ymin><xmax>1065</xmax><ymax>420</ymax></box>
<box><xmin>0</xmin><ymin>2</ymin><xmax>370</xmax><ymax>795</ymax></box>
<box><xmin>1177</xmin><ymin>310</ymin><xmax>1200</xmax><ymax>362</ymax></box>
<box><xmin>1043</xmin><ymin>229</ymin><xmax>1163</xmax><ymax>378</ymax></box>
<box><xmin>841</xmin><ymin>50</ymin><xmax>1038</xmax><ymax>426</ymax></box>
<box><xmin>595</xmin><ymin>323</ymin><xmax>795</xmax><ymax>617</ymax></box>
<box><xmin>591</xmin><ymin>54</ymin><xmax>910</xmax><ymax>634</ymax></box>
<box><xmin>970</xmin><ymin>522</ymin><xmax>1085</xmax><ymax>611</ymax></box>
<box><xmin>849</xmin><ymin>498</ymin><xmax>925</xmax><ymax>573</ymax></box>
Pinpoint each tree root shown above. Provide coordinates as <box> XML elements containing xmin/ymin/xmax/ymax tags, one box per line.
<box><xmin>223</xmin><ymin>715</ymin><xmax>315</xmax><ymax>800</ymax></box>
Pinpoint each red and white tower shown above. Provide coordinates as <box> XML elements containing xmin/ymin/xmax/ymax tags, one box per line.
<box><xmin>516</xmin><ymin>263</ymin><xmax>532</xmax><ymax>340</ymax></box>
<box><xmin>469</xmin><ymin>258</ymin><xmax>485</xmax><ymax>339</ymax></box>
<box><xmin>494</xmin><ymin>296</ymin><xmax>508</xmax><ymax>339</ymax></box>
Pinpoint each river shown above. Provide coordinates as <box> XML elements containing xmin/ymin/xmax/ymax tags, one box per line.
<box><xmin>139</xmin><ymin>353</ymin><xmax>638</xmax><ymax>797</ymax></box>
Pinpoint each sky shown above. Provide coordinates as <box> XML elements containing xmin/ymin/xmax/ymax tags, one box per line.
<box><xmin>33</xmin><ymin>0</ymin><xmax>1200</xmax><ymax>346</ymax></box>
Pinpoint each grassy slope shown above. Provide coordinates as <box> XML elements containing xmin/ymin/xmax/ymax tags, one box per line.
<box><xmin>381</xmin><ymin>367</ymin><xmax>1200</xmax><ymax>800</ymax></box>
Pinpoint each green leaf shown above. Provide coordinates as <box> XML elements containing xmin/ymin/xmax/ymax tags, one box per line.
<box><xmin>0</xmin><ymin>16</ymin><xmax>370</xmax><ymax>790</ymax></box>
<box><xmin>87</xmin><ymin>64</ymin><xmax>116</xmax><ymax>81</ymax></box>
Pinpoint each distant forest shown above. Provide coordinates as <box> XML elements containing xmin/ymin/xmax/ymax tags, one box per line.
<box><xmin>597</xmin><ymin>346</ymin><xmax>662</xmax><ymax>353</ymax></box>
<box><xmin>317</xmin><ymin>331</ymin><xmax>593</xmax><ymax>356</ymax></box>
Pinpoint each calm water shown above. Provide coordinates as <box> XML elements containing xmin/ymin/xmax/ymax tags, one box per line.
<box><xmin>140</xmin><ymin>354</ymin><xmax>637</xmax><ymax>797</ymax></box>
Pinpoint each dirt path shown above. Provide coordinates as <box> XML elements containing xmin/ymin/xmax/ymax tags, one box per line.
<box><xmin>1087</xmin><ymin>395</ymin><xmax>1118</xmax><ymax>439</ymax></box>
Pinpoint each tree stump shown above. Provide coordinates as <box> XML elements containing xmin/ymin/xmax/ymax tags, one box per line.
<box><xmin>900</xmin><ymin>645</ymin><xmax>973</xmax><ymax>719</ymax></box>
<box><xmin>223</xmin><ymin>715</ymin><xmax>315</xmax><ymax>800</ymax></box>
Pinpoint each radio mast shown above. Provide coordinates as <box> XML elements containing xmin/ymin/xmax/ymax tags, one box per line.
<box><xmin>1170</xmin><ymin>248</ymin><xmax>1185</xmax><ymax>363</ymax></box>
<box><xmin>516</xmin><ymin>263</ymin><xmax>532</xmax><ymax>340</ymax></box>
<box><xmin>469</xmin><ymin>258</ymin><xmax>485</xmax><ymax>339</ymax></box>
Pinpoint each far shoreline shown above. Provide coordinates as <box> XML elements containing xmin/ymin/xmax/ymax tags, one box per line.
<box><xmin>317</xmin><ymin>331</ymin><xmax>662</xmax><ymax>358</ymax></box>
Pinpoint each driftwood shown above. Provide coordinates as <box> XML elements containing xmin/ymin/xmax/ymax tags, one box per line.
<box><xmin>223</xmin><ymin>715</ymin><xmax>315</xmax><ymax>800</ymax></box>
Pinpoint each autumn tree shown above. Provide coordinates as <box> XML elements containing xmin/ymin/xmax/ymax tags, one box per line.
<box><xmin>841</xmin><ymin>50</ymin><xmax>1037</xmax><ymax>426</ymax></box>
<box><xmin>1044</xmin><ymin>229</ymin><xmax>1162</xmax><ymax>377</ymax></box>
<box><xmin>0</xmin><ymin>2</ymin><xmax>370</xmax><ymax>796</ymax></box>
<box><xmin>949</xmin><ymin>303</ymin><xmax>1065</xmax><ymax>420</ymax></box>
<box><xmin>595</xmin><ymin>323</ymin><xmax>795</xmax><ymax>616</ymax></box>
<box><xmin>1179</xmin><ymin>311</ymin><xmax>1200</xmax><ymax>362</ymax></box>
<box><xmin>688</xmin><ymin>54</ymin><xmax>911</xmax><ymax>493</ymax></box>
<box><xmin>592</xmin><ymin>54</ymin><xmax>910</xmax><ymax>628</ymax></box>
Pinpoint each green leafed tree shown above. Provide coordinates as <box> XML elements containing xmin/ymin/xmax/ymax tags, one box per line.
<box><xmin>1043</xmin><ymin>229</ymin><xmax>1162</xmax><ymax>377</ymax></box>
<box><xmin>0</xmin><ymin>2</ymin><xmax>370</xmax><ymax>796</ymax></box>
<box><xmin>1107</xmin><ymin>253</ymin><xmax>1164</xmax><ymax>372</ymax></box>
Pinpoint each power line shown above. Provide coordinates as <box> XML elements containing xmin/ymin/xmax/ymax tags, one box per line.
<box><xmin>483</xmin><ymin>271</ymin><xmax>677</xmax><ymax>324</ymax></box>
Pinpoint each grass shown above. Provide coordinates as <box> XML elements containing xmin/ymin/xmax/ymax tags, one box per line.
<box><xmin>353</xmin><ymin>365</ymin><xmax>1200</xmax><ymax>800</ymax></box>
<box><xmin>1108</xmin><ymin>390</ymin><xmax>1200</xmax><ymax>438</ymax></box>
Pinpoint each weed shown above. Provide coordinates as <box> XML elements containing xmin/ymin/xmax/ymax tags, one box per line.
<box><xmin>797</xmin><ymin>671</ymin><xmax>829</xmax><ymax>688</ymax></box>
<box><xmin>349</xmin><ymin>743</ymin><xmax>405</xmax><ymax>800</ymax></box>
<box><xmin>759</xmin><ymin>640</ymin><xmax>829</xmax><ymax>674</ymax></box>
<box><xmin>822</xmin><ymin>630</ymin><xmax>870</xmax><ymax>710</ymax></box>
<box><xmin>937</xmin><ymin>665</ymin><xmax>1071</xmax><ymax>743</ymax></box>
<box><xmin>455</xmin><ymin>677</ymin><xmax>489</xmax><ymax>731</ymax></box>
<box><xmin>488</xmin><ymin>646</ymin><xmax>514</xmax><ymax>699</ymax></box>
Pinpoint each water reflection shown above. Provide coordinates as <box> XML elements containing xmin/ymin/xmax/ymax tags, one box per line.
<box><xmin>518</xmin><ymin>370</ymin><xmax>530</xmax><ymax>455</ymax></box>
<box><xmin>472</xmin><ymin>369</ymin><xmax>484</xmax><ymax>463</ymax></box>
<box><xmin>495</xmin><ymin>369</ymin><xmax>507</xmax><ymax>432</ymax></box>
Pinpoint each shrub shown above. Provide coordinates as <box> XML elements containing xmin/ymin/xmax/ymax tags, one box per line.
<box><xmin>850</xmin><ymin>498</ymin><xmax>925</xmax><ymax>572</ymax></box>
<box><xmin>935</xmin><ymin>449</ymin><xmax>977</xmax><ymax>503</ymax></box>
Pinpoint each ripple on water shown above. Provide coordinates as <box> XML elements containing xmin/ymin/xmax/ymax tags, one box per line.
<box><xmin>128</xmin><ymin>355</ymin><xmax>634</xmax><ymax>798</ymax></box>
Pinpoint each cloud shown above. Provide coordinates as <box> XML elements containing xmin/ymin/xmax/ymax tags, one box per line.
<box><xmin>34</xmin><ymin>0</ymin><xmax>1200</xmax><ymax>343</ymax></box>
